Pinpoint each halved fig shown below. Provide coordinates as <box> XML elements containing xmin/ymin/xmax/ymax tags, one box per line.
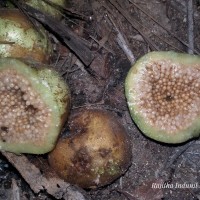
<box><xmin>48</xmin><ymin>108</ymin><xmax>131</xmax><ymax>188</ymax></box>
<box><xmin>125</xmin><ymin>51</ymin><xmax>200</xmax><ymax>143</ymax></box>
<box><xmin>22</xmin><ymin>0</ymin><xmax>66</xmax><ymax>19</ymax></box>
<box><xmin>0</xmin><ymin>9</ymin><xmax>52</xmax><ymax>63</ymax></box>
<box><xmin>0</xmin><ymin>58</ymin><xmax>70</xmax><ymax>154</ymax></box>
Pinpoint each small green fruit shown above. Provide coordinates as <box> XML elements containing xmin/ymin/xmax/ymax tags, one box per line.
<box><xmin>22</xmin><ymin>0</ymin><xmax>66</xmax><ymax>19</ymax></box>
<box><xmin>48</xmin><ymin>109</ymin><xmax>131</xmax><ymax>188</ymax></box>
<box><xmin>125</xmin><ymin>51</ymin><xmax>200</xmax><ymax>143</ymax></box>
<box><xmin>0</xmin><ymin>58</ymin><xmax>70</xmax><ymax>154</ymax></box>
<box><xmin>0</xmin><ymin>9</ymin><xmax>52</xmax><ymax>64</ymax></box>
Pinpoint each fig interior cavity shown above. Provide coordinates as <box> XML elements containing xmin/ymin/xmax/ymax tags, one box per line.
<box><xmin>135</xmin><ymin>59</ymin><xmax>200</xmax><ymax>132</ymax></box>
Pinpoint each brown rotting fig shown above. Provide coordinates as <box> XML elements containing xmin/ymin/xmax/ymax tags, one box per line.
<box><xmin>48</xmin><ymin>108</ymin><xmax>131</xmax><ymax>188</ymax></box>
<box><xmin>0</xmin><ymin>58</ymin><xmax>70</xmax><ymax>154</ymax></box>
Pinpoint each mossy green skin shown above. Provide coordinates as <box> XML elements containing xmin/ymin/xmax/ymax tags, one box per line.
<box><xmin>0</xmin><ymin>9</ymin><xmax>52</xmax><ymax>64</ymax></box>
<box><xmin>22</xmin><ymin>0</ymin><xmax>66</xmax><ymax>19</ymax></box>
<box><xmin>125</xmin><ymin>51</ymin><xmax>200</xmax><ymax>144</ymax></box>
<box><xmin>0</xmin><ymin>58</ymin><xmax>70</xmax><ymax>154</ymax></box>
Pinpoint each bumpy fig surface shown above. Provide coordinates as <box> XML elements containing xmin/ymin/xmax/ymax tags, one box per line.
<box><xmin>48</xmin><ymin>108</ymin><xmax>131</xmax><ymax>188</ymax></box>
<box><xmin>0</xmin><ymin>58</ymin><xmax>70</xmax><ymax>154</ymax></box>
<box><xmin>0</xmin><ymin>9</ymin><xmax>52</xmax><ymax>63</ymax></box>
<box><xmin>22</xmin><ymin>0</ymin><xmax>66</xmax><ymax>19</ymax></box>
<box><xmin>125</xmin><ymin>51</ymin><xmax>200</xmax><ymax>143</ymax></box>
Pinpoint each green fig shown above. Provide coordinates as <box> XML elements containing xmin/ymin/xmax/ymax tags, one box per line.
<box><xmin>0</xmin><ymin>9</ymin><xmax>52</xmax><ymax>64</ymax></box>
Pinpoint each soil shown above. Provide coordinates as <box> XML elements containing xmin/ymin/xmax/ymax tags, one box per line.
<box><xmin>0</xmin><ymin>0</ymin><xmax>200</xmax><ymax>200</ymax></box>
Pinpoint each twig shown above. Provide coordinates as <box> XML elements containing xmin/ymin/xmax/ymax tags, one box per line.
<box><xmin>90</xmin><ymin>33</ymin><xmax>114</xmax><ymax>54</ymax></box>
<box><xmin>157</xmin><ymin>140</ymin><xmax>196</xmax><ymax>178</ymax></box>
<box><xmin>2</xmin><ymin>152</ymin><xmax>87</xmax><ymax>200</ymax></box>
<box><xmin>12</xmin><ymin>179</ymin><xmax>20</xmax><ymax>200</ymax></box>
<box><xmin>107</xmin><ymin>13</ymin><xmax>135</xmax><ymax>65</ymax></box>
<box><xmin>129</xmin><ymin>0</ymin><xmax>199</xmax><ymax>54</ymax></box>
<box><xmin>116</xmin><ymin>31</ymin><xmax>135</xmax><ymax>65</ymax></box>
<box><xmin>169</xmin><ymin>0</ymin><xmax>199</xmax><ymax>19</ymax></box>
<box><xmin>53</xmin><ymin>53</ymin><xmax>61</xmax><ymax>68</ymax></box>
<box><xmin>0</xmin><ymin>41</ymin><xmax>15</xmax><ymax>44</ymax></box>
<box><xmin>42</xmin><ymin>0</ymin><xmax>88</xmax><ymax>20</ymax></box>
<box><xmin>187</xmin><ymin>0</ymin><xmax>194</xmax><ymax>54</ymax></box>
<box><xmin>72</xmin><ymin>103</ymin><xmax>124</xmax><ymax>113</ymax></box>
<box><xmin>116</xmin><ymin>189</ymin><xmax>137</xmax><ymax>200</ymax></box>
<box><xmin>108</xmin><ymin>0</ymin><xmax>159</xmax><ymax>50</ymax></box>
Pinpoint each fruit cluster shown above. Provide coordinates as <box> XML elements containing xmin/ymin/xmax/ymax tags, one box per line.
<box><xmin>0</xmin><ymin>1</ymin><xmax>132</xmax><ymax>189</ymax></box>
<box><xmin>0</xmin><ymin>1</ymin><xmax>70</xmax><ymax>154</ymax></box>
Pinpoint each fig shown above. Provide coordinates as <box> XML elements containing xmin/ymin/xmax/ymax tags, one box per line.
<box><xmin>0</xmin><ymin>9</ymin><xmax>52</xmax><ymax>63</ymax></box>
<box><xmin>125</xmin><ymin>51</ymin><xmax>200</xmax><ymax>143</ymax></box>
<box><xmin>22</xmin><ymin>0</ymin><xmax>66</xmax><ymax>19</ymax></box>
<box><xmin>48</xmin><ymin>108</ymin><xmax>131</xmax><ymax>188</ymax></box>
<box><xmin>0</xmin><ymin>58</ymin><xmax>70</xmax><ymax>154</ymax></box>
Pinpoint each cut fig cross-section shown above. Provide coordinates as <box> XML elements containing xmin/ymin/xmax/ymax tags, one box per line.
<box><xmin>0</xmin><ymin>58</ymin><xmax>70</xmax><ymax>154</ymax></box>
<box><xmin>125</xmin><ymin>51</ymin><xmax>200</xmax><ymax>143</ymax></box>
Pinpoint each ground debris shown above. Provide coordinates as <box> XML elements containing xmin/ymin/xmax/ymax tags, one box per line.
<box><xmin>2</xmin><ymin>152</ymin><xmax>89</xmax><ymax>200</ymax></box>
<box><xmin>0</xmin><ymin>0</ymin><xmax>200</xmax><ymax>199</ymax></box>
<box><xmin>117</xmin><ymin>179</ymin><xmax>164</xmax><ymax>200</ymax></box>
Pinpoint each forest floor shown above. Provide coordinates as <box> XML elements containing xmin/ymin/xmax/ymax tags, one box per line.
<box><xmin>0</xmin><ymin>0</ymin><xmax>200</xmax><ymax>200</ymax></box>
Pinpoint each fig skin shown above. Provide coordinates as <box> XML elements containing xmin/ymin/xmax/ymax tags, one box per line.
<box><xmin>0</xmin><ymin>58</ymin><xmax>70</xmax><ymax>154</ymax></box>
<box><xmin>22</xmin><ymin>0</ymin><xmax>66</xmax><ymax>19</ymax></box>
<box><xmin>125</xmin><ymin>51</ymin><xmax>200</xmax><ymax>143</ymax></box>
<box><xmin>48</xmin><ymin>108</ymin><xmax>131</xmax><ymax>189</ymax></box>
<box><xmin>0</xmin><ymin>9</ymin><xmax>52</xmax><ymax>64</ymax></box>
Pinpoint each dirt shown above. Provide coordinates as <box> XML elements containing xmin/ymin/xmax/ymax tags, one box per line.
<box><xmin>0</xmin><ymin>0</ymin><xmax>200</xmax><ymax>200</ymax></box>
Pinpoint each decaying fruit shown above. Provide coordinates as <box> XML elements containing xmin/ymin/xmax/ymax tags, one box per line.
<box><xmin>48</xmin><ymin>108</ymin><xmax>131</xmax><ymax>188</ymax></box>
<box><xmin>0</xmin><ymin>9</ymin><xmax>52</xmax><ymax>63</ymax></box>
<box><xmin>125</xmin><ymin>51</ymin><xmax>200</xmax><ymax>143</ymax></box>
<box><xmin>0</xmin><ymin>58</ymin><xmax>70</xmax><ymax>154</ymax></box>
<box><xmin>22</xmin><ymin>0</ymin><xmax>66</xmax><ymax>19</ymax></box>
